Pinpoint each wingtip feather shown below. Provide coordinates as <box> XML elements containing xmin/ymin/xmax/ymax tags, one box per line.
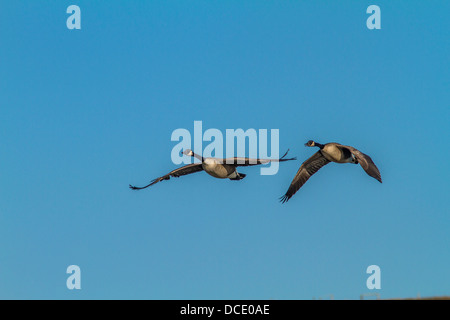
<box><xmin>279</xmin><ymin>194</ymin><xmax>290</xmax><ymax>204</ymax></box>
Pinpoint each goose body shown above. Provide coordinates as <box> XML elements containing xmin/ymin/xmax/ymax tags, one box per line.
<box><xmin>321</xmin><ymin>143</ymin><xmax>357</xmax><ymax>163</ymax></box>
<box><xmin>202</xmin><ymin>158</ymin><xmax>238</xmax><ymax>179</ymax></box>
<box><xmin>280</xmin><ymin>140</ymin><xmax>381</xmax><ymax>203</ymax></box>
<box><xmin>130</xmin><ymin>149</ymin><xmax>295</xmax><ymax>190</ymax></box>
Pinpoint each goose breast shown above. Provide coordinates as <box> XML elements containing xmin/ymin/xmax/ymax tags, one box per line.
<box><xmin>202</xmin><ymin>158</ymin><xmax>236</xmax><ymax>178</ymax></box>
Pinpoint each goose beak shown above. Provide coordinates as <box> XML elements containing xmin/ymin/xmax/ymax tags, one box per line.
<box><xmin>304</xmin><ymin>142</ymin><xmax>309</xmax><ymax>146</ymax></box>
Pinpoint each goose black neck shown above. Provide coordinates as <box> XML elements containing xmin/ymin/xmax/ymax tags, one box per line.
<box><xmin>191</xmin><ymin>152</ymin><xmax>204</xmax><ymax>162</ymax></box>
<box><xmin>315</xmin><ymin>143</ymin><xmax>325</xmax><ymax>149</ymax></box>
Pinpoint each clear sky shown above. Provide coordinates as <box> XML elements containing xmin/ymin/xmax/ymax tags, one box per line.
<box><xmin>0</xmin><ymin>1</ymin><xmax>449</xmax><ymax>299</ymax></box>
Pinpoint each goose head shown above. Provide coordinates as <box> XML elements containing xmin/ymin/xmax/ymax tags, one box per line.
<box><xmin>305</xmin><ymin>140</ymin><xmax>316</xmax><ymax>147</ymax></box>
<box><xmin>182</xmin><ymin>149</ymin><xmax>195</xmax><ymax>157</ymax></box>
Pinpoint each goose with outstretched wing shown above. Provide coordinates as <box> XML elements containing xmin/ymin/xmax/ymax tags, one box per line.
<box><xmin>280</xmin><ymin>140</ymin><xmax>381</xmax><ymax>203</ymax></box>
<box><xmin>130</xmin><ymin>149</ymin><xmax>296</xmax><ymax>190</ymax></box>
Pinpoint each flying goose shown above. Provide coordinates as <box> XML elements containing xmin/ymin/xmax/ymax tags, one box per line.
<box><xmin>130</xmin><ymin>149</ymin><xmax>296</xmax><ymax>190</ymax></box>
<box><xmin>280</xmin><ymin>140</ymin><xmax>382</xmax><ymax>203</ymax></box>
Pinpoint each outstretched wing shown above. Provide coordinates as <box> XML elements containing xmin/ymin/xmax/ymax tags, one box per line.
<box><xmin>223</xmin><ymin>149</ymin><xmax>296</xmax><ymax>166</ymax></box>
<box><xmin>280</xmin><ymin>151</ymin><xmax>330</xmax><ymax>203</ymax></box>
<box><xmin>129</xmin><ymin>163</ymin><xmax>204</xmax><ymax>190</ymax></box>
<box><xmin>342</xmin><ymin>145</ymin><xmax>382</xmax><ymax>183</ymax></box>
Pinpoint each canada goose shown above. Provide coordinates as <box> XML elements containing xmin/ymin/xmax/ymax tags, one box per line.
<box><xmin>130</xmin><ymin>149</ymin><xmax>296</xmax><ymax>190</ymax></box>
<box><xmin>280</xmin><ymin>140</ymin><xmax>382</xmax><ymax>203</ymax></box>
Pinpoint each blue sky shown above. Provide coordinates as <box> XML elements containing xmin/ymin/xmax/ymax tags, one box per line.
<box><xmin>0</xmin><ymin>1</ymin><xmax>449</xmax><ymax>299</ymax></box>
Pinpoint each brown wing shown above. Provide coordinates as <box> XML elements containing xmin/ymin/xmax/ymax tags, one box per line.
<box><xmin>223</xmin><ymin>149</ymin><xmax>296</xmax><ymax>166</ymax></box>
<box><xmin>280</xmin><ymin>151</ymin><xmax>330</xmax><ymax>203</ymax></box>
<box><xmin>129</xmin><ymin>163</ymin><xmax>204</xmax><ymax>190</ymax></box>
<box><xmin>341</xmin><ymin>145</ymin><xmax>382</xmax><ymax>183</ymax></box>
